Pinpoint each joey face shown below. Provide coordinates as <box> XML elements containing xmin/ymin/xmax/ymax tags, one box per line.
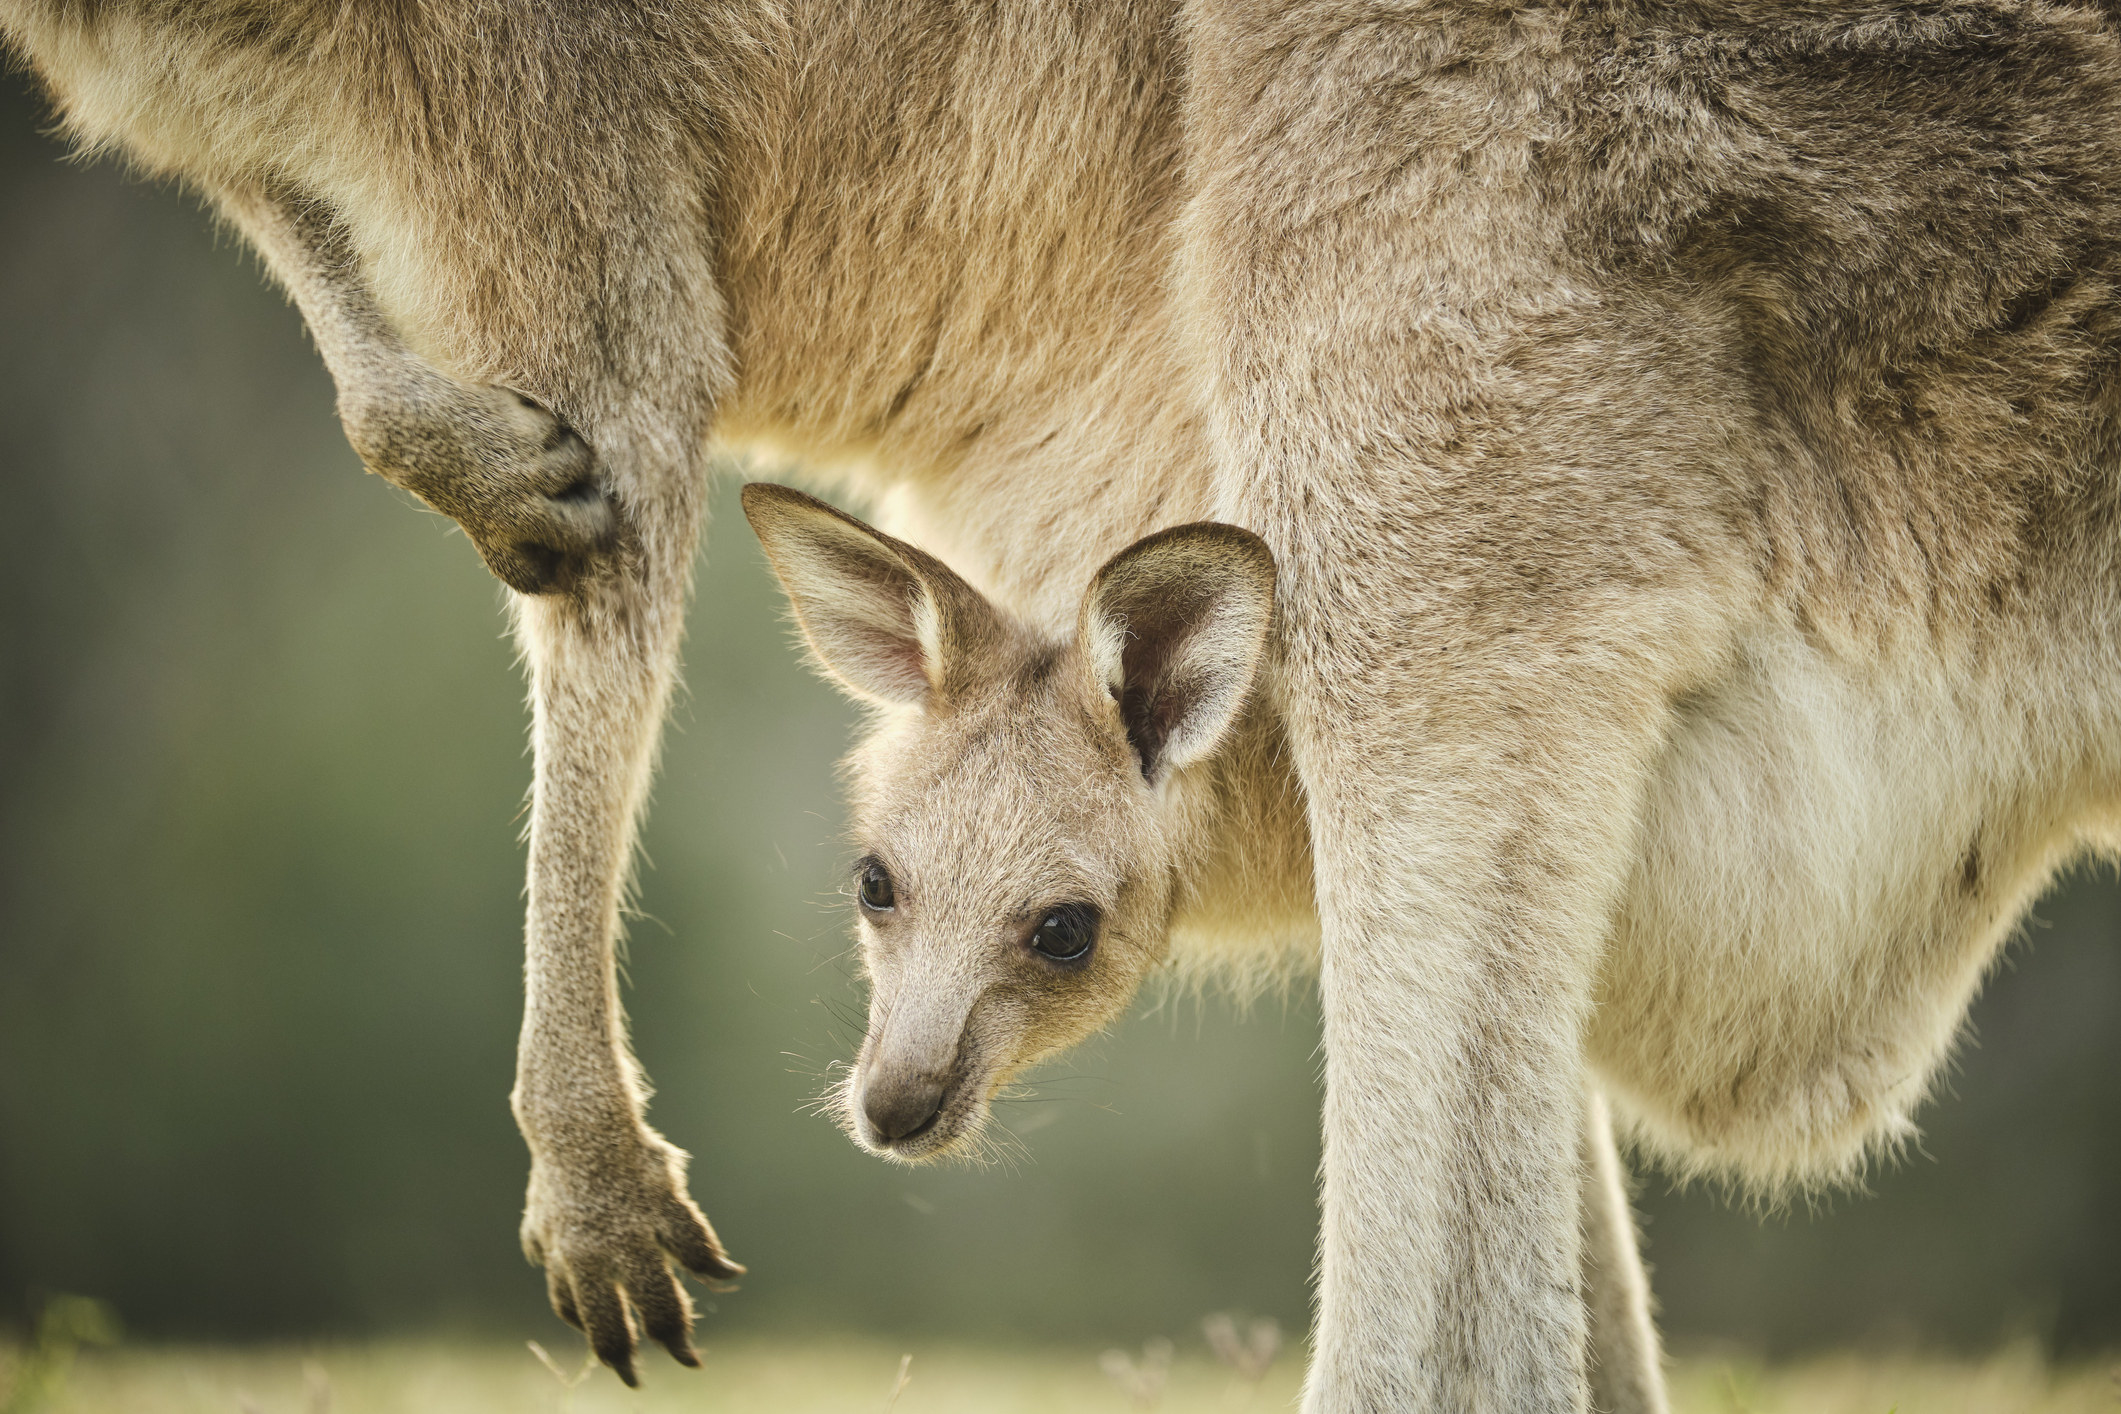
<box><xmin>742</xmin><ymin>485</ymin><xmax>1274</xmax><ymax>1163</ymax></box>
<box><xmin>839</xmin><ymin>657</ymin><xmax>1189</xmax><ymax>1159</ymax></box>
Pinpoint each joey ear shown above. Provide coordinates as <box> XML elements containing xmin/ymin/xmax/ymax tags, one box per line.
<box><xmin>1078</xmin><ymin>522</ymin><xmax>1276</xmax><ymax>781</ymax></box>
<box><xmin>741</xmin><ymin>483</ymin><xmax>1001</xmax><ymax>706</ymax></box>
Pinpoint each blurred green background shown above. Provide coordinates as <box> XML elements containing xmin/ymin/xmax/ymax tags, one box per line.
<box><xmin>1</xmin><ymin>67</ymin><xmax>2116</xmax><ymax>1361</ymax></box>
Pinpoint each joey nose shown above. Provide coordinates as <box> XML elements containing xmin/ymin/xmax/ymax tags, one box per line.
<box><xmin>862</xmin><ymin>1073</ymin><xmax>948</xmax><ymax>1142</ymax></box>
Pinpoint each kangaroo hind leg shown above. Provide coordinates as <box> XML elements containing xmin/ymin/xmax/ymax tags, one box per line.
<box><xmin>1582</xmin><ymin>1083</ymin><xmax>1669</xmax><ymax>1414</ymax></box>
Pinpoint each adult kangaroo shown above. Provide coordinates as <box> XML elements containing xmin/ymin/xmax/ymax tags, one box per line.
<box><xmin>9</xmin><ymin>2</ymin><xmax>2121</xmax><ymax>1409</ymax></box>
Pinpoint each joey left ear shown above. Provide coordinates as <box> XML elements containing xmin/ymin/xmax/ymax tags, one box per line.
<box><xmin>1078</xmin><ymin>522</ymin><xmax>1276</xmax><ymax>781</ymax></box>
<box><xmin>741</xmin><ymin>483</ymin><xmax>1003</xmax><ymax>707</ymax></box>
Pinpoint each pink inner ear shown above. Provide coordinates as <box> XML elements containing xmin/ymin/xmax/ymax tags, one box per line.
<box><xmin>1110</xmin><ymin>583</ymin><xmax>1225</xmax><ymax>776</ymax></box>
<box><xmin>765</xmin><ymin>522</ymin><xmax>939</xmax><ymax>704</ymax></box>
<box><xmin>1120</xmin><ymin>667</ymin><xmax>1206</xmax><ymax>776</ymax></box>
<box><xmin>839</xmin><ymin>632</ymin><xmax>931</xmax><ymax>702</ymax></box>
<box><xmin>798</xmin><ymin>588</ymin><xmax>933</xmax><ymax>704</ymax></box>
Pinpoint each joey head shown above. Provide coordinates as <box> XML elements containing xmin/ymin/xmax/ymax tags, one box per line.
<box><xmin>742</xmin><ymin>483</ymin><xmax>1275</xmax><ymax>1157</ymax></box>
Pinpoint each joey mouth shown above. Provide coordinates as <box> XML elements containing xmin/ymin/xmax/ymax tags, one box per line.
<box><xmin>855</xmin><ymin>1073</ymin><xmax>983</xmax><ymax>1162</ymax></box>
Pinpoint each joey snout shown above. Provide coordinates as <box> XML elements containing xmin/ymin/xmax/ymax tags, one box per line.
<box><xmin>854</xmin><ymin>987</ymin><xmax>980</xmax><ymax>1157</ymax></box>
<box><xmin>861</xmin><ymin>1062</ymin><xmax>953</xmax><ymax>1143</ymax></box>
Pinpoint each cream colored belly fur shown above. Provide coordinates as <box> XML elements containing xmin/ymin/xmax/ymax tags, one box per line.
<box><xmin>1167</xmin><ymin>614</ymin><xmax>2121</xmax><ymax>1193</ymax></box>
<box><xmin>1591</xmin><ymin>618</ymin><xmax>2121</xmax><ymax>1189</ymax></box>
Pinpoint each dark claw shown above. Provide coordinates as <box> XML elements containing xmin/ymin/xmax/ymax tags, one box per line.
<box><xmin>629</xmin><ymin>1260</ymin><xmax>698</xmax><ymax>1369</ymax></box>
<box><xmin>550</xmin><ymin>476</ymin><xmax>603</xmax><ymax>507</ymax></box>
<box><xmin>388</xmin><ymin>384</ymin><xmax>609</xmax><ymax>597</ymax></box>
<box><xmin>662</xmin><ymin>1196</ymin><xmax>744</xmax><ymax>1280</ymax></box>
<box><xmin>492</xmin><ymin>540</ymin><xmax>568</xmax><ymax>596</ymax></box>
<box><xmin>546</xmin><ymin>1268</ymin><xmax>583</xmax><ymax>1332</ymax></box>
<box><xmin>577</xmin><ymin>1279</ymin><xmax>639</xmax><ymax>1387</ymax></box>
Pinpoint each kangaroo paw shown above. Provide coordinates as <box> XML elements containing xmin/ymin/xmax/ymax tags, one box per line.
<box><xmin>345</xmin><ymin>380</ymin><xmax>620</xmax><ymax>595</ymax></box>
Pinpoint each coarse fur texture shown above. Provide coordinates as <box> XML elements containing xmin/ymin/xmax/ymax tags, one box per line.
<box><xmin>9</xmin><ymin>1</ymin><xmax>2121</xmax><ymax>1409</ymax></box>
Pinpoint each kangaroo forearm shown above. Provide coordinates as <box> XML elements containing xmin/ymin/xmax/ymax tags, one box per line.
<box><xmin>514</xmin><ymin>894</ymin><xmax>632</xmax><ymax>1128</ymax></box>
<box><xmin>512</xmin><ymin>1017</ymin><xmax>634</xmax><ymax>1144</ymax></box>
<box><xmin>208</xmin><ymin>183</ymin><xmax>408</xmax><ymax>383</ymax></box>
<box><xmin>216</xmin><ymin>187</ymin><xmax>662</xmax><ymax>1062</ymax></box>
<box><xmin>514</xmin><ymin>879</ymin><xmax>633</xmax><ymax>1133</ymax></box>
<box><xmin>4</xmin><ymin>5</ymin><xmax>733</xmax><ymax>1380</ymax></box>
<box><xmin>510</xmin><ymin>597</ymin><xmax>682</xmax><ymax>1138</ymax></box>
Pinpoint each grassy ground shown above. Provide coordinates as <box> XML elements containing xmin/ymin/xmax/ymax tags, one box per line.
<box><xmin>4</xmin><ymin>1339</ymin><xmax>2118</xmax><ymax>1414</ymax></box>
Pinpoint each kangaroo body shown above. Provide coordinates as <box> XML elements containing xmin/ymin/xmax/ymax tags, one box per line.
<box><xmin>9</xmin><ymin>1</ymin><xmax>2121</xmax><ymax>1408</ymax></box>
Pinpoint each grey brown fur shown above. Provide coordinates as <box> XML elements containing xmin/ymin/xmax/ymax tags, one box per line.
<box><xmin>9</xmin><ymin>2</ymin><xmax>2121</xmax><ymax>1408</ymax></box>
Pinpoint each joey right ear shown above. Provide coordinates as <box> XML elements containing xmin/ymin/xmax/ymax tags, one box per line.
<box><xmin>1079</xmin><ymin>522</ymin><xmax>1276</xmax><ymax>782</ymax></box>
<box><xmin>741</xmin><ymin>484</ymin><xmax>1002</xmax><ymax>707</ymax></box>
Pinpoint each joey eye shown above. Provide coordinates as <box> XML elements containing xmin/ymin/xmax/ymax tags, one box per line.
<box><xmin>1028</xmin><ymin>903</ymin><xmax>1100</xmax><ymax>962</ymax></box>
<box><xmin>858</xmin><ymin>860</ymin><xmax>897</xmax><ymax>913</ymax></box>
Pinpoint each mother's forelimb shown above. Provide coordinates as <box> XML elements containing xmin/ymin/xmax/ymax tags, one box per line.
<box><xmin>214</xmin><ymin>186</ymin><xmax>617</xmax><ymax>595</ymax></box>
<box><xmin>213</xmin><ymin>180</ymin><xmax>739</xmax><ymax>1382</ymax></box>
<box><xmin>1</xmin><ymin>0</ymin><xmax>745</xmax><ymax>1379</ymax></box>
<box><xmin>512</xmin><ymin>561</ymin><xmax>742</xmax><ymax>1383</ymax></box>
